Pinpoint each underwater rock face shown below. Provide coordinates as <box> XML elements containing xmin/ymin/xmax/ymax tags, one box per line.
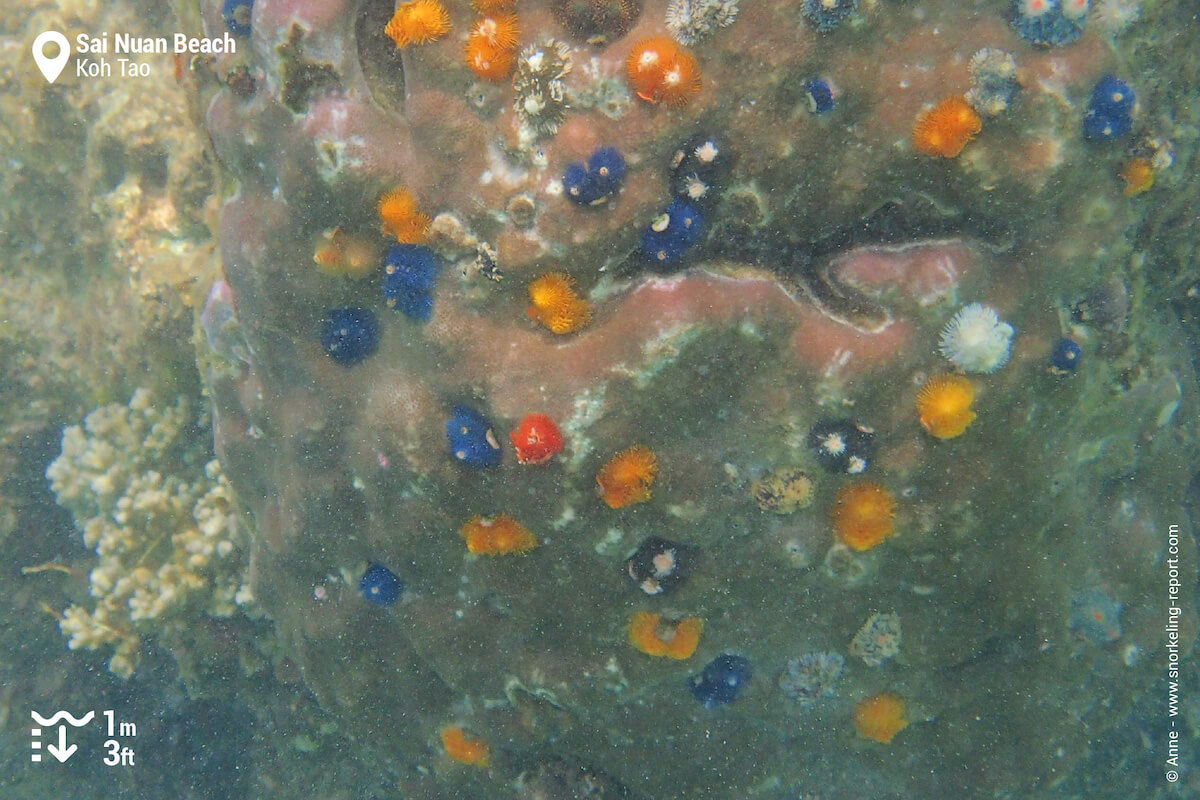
<box><xmin>192</xmin><ymin>0</ymin><xmax>1198</xmax><ymax>798</ymax></box>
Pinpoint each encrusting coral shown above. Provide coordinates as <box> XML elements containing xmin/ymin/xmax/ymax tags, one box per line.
<box><xmin>46</xmin><ymin>389</ymin><xmax>251</xmax><ymax>679</ymax></box>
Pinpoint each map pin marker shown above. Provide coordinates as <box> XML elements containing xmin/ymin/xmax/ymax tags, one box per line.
<box><xmin>33</xmin><ymin>31</ymin><xmax>70</xmax><ymax>84</ymax></box>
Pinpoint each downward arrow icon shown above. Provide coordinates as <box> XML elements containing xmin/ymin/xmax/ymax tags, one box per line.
<box><xmin>46</xmin><ymin>726</ymin><xmax>77</xmax><ymax>763</ymax></box>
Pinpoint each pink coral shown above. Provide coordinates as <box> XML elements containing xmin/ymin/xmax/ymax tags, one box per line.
<box><xmin>423</xmin><ymin>245</ymin><xmax>970</xmax><ymax>418</ymax></box>
<box><xmin>835</xmin><ymin>243</ymin><xmax>974</xmax><ymax>306</ymax></box>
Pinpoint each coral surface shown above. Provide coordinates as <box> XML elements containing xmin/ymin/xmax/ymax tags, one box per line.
<box><xmin>46</xmin><ymin>390</ymin><xmax>251</xmax><ymax>678</ymax></box>
<box><xmin>74</xmin><ymin>0</ymin><xmax>1200</xmax><ymax>797</ymax></box>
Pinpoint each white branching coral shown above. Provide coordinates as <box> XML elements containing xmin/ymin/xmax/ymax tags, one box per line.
<box><xmin>47</xmin><ymin>389</ymin><xmax>251</xmax><ymax>678</ymax></box>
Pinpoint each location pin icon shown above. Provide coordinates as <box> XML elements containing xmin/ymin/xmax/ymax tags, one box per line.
<box><xmin>33</xmin><ymin>31</ymin><xmax>70</xmax><ymax>84</ymax></box>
